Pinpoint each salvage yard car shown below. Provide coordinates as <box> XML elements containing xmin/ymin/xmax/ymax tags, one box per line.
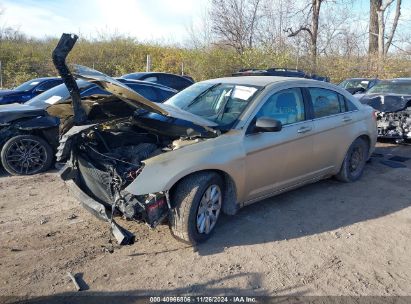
<box><xmin>0</xmin><ymin>77</ymin><xmax>63</xmax><ymax>105</ymax></box>
<box><xmin>359</xmin><ymin>78</ymin><xmax>411</xmax><ymax>142</ymax></box>
<box><xmin>0</xmin><ymin>78</ymin><xmax>177</xmax><ymax>175</ymax></box>
<box><xmin>121</xmin><ymin>72</ymin><xmax>194</xmax><ymax>91</ymax></box>
<box><xmin>57</xmin><ymin>61</ymin><xmax>377</xmax><ymax>245</ymax></box>
<box><xmin>338</xmin><ymin>78</ymin><xmax>379</xmax><ymax>95</ymax></box>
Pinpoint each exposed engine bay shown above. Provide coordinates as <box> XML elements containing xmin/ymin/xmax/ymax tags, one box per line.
<box><xmin>62</xmin><ymin>118</ymin><xmax>203</xmax><ymax>223</ymax></box>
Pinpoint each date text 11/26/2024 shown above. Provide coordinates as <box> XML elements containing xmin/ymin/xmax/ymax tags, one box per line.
<box><xmin>149</xmin><ymin>296</ymin><xmax>257</xmax><ymax>303</ymax></box>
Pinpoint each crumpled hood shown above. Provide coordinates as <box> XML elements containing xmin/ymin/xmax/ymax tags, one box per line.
<box><xmin>0</xmin><ymin>103</ymin><xmax>46</xmax><ymax>124</ymax></box>
<box><xmin>72</xmin><ymin>65</ymin><xmax>218</xmax><ymax>129</ymax></box>
<box><xmin>360</xmin><ymin>94</ymin><xmax>411</xmax><ymax>112</ymax></box>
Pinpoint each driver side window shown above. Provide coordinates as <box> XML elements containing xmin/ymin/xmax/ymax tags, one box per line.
<box><xmin>256</xmin><ymin>88</ymin><xmax>305</xmax><ymax>125</ymax></box>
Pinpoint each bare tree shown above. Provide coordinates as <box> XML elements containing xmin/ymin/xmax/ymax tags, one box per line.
<box><xmin>306</xmin><ymin>0</ymin><xmax>368</xmax><ymax>59</ymax></box>
<box><xmin>210</xmin><ymin>0</ymin><xmax>262</xmax><ymax>54</ymax></box>
<box><xmin>285</xmin><ymin>0</ymin><xmax>325</xmax><ymax>72</ymax></box>
<box><xmin>369</xmin><ymin>0</ymin><xmax>381</xmax><ymax>54</ymax></box>
<box><xmin>258</xmin><ymin>0</ymin><xmax>296</xmax><ymax>51</ymax></box>
<box><xmin>380</xmin><ymin>0</ymin><xmax>401</xmax><ymax>56</ymax></box>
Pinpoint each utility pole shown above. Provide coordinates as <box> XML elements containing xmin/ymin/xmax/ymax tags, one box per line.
<box><xmin>0</xmin><ymin>60</ymin><xmax>3</xmax><ymax>89</ymax></box>
<box><xmin>146</xmin><ymin>55</ymin><xmax>151</xmax><ymax>72</ymax></box>
<box><xmin>181</xmin><ymin>62</ymin><xmax>184</xmax><ymax>75</ymax></box>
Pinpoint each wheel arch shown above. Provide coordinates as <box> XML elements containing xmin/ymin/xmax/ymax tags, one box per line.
<box><xmin>357</xmin><ymin>133</ymin><xmax>372</xmax><ymax>158</ymax></box>
<box><xmin>169</xmin><ymin>169</ymin><xmax>239</xmax><ymax>216</ymax></box>
<box><xmin>338</xmin><ymin>133</ymin><xmax>372</xmax><ymax>171</ymax></box>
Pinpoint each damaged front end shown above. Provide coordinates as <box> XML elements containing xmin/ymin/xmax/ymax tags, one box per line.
<box><xmin>53</xmin><ymin>34</ymin><xmax>217</xmax><ymax>245</ymax></box>
<box><xmin>58</xmin><ymin>114</ymin><xmax>207</xmax><ymax>245</ymax></box>
<box><xmin>59</xmin><ymin>124</ymin><xmax>171</xmax><ymax>245</ymax></box>
<box><xmin>376</xmin><ymin>109</ymin><xmax>411</xmax><ymax>141</ymax></box>
<box><xmin>361</xmin><ymin>94</ymin><xmax>411</xmax><ymax>142</ymax></box>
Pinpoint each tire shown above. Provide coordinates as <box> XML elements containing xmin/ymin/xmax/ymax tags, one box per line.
<box><xmin>335</xmin><ymin>137</ymin><xmax>369</xmax><ymax>183</ymax></box>
<box><xmin>169</xmin><ymin>172</ymin><xmax>224</xmax><ymax>245</ymax></box>
<box><xmin>1</xmin><ymin>135</ymin><xmax>54</xmax><ymax>176</ymax></box>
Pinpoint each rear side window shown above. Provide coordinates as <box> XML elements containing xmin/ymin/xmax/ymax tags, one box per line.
<box><xmin>37</xmin><ymin>80</ymin><xmax>62</xmax><ymax>91</ymax></box>
<box><xmin>309</xmin><ymin>88</ymin><xmax>345</xmax><ymax>118</ymax></box>
<box><xmin>143</xmin><ymin>76</ymin><xmax>158</xmax><ymax>82</ymax></box>
<box><xmin>159</xmin><ymin>74</ymin><xmax>192</xmax><ymax>91</ymax></box>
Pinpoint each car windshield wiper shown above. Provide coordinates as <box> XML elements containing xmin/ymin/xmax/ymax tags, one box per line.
<box><xmin>184</xmin><ymin>83</ymin><xmax>221</xmax><ymax>109</ymax></box>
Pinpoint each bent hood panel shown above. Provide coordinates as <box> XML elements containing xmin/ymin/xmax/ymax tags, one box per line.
<box><xmin>73</xmin><ymin>65</ymin><xmax>167</xmax><ymax>116</ymax></box>
<box><xmin>72</xmin><ymin>65</ymin><xmax>217</xmax><ymax>128</ymax></box>
<box><xmin>360</xmin><ymin>94</ymin><xmax>411</xmax><ymax>112</ymax></box>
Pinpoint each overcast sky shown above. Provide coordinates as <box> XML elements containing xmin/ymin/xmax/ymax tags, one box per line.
<box><xmin>1</xmin><ymin>0</ymin><xmax>410</xmax><ymax>44</ymax></box>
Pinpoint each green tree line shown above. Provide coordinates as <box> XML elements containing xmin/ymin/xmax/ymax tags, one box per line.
<box><xmin>0</xmin><ymin>35</ymin><xmax>410</xmax><ymax>89</ymax></box>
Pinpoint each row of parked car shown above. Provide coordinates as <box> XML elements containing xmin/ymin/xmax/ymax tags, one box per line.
<box><xmin>0</xmin><ymin>68</ymin><xmax>409</xmax><ymax>178</ymax></box>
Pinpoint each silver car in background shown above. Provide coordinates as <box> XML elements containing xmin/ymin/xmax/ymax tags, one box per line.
<box><xmin>59</xmin><ymin>69</ymin><xmax>377</xmax><ymax>246</ymax></box>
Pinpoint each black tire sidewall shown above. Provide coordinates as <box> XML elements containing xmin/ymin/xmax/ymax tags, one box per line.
<box><xmin>186</xmin><ymin>174</ymin><xmax>224</xmax><ymax>244</ymax></box>
<box><xmin>1</xmin><ymin>135</ymin><xmax>53</xmax><ymax>175</ymax></box>
<box><xmin>170</xmin><ymin>173</ymin><xmax>224</xmax><ymax>245</ymax></box>
<box><xmin>342</xmin><ymin>138</ymin><xmax>368</xmax><ymax>182</ymax></box>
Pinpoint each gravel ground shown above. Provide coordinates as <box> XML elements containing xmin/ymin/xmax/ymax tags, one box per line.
<box><xmin>0</xmin><ymin>143</ymin><xmax>410</xmax><ymax>301</ymax></box>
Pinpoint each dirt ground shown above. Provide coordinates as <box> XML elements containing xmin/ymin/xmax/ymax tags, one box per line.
<box><xmin>0</xmin><ymin>142</ymin><xmax>410</xmax><ymax>301</ymax></box>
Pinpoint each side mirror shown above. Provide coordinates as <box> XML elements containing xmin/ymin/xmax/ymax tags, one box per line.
<box><xmin>254</xmin><ymin>117</ymin><xmax>282</xmax><ymax>133</ymax></box>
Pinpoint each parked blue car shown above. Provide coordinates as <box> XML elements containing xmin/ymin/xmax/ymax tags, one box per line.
<box><xmin>0</xmin><ymin>77</ymin><xmax>63</xmax><ymax>105</ymax></box>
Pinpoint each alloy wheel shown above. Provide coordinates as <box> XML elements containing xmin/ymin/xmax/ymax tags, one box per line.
<box><xmin>196</xmin><ymin>184</ymin><xmax>222</xmax><ymax>234</ymax></box>
<box><xmin>5</xmin><ymin>138</ymin><xmax>47</xmax><ymax>175</ymax></box>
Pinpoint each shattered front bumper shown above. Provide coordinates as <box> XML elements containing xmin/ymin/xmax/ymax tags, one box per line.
<box><xmin>64</xmin><ymin>178</ymin><xmax>135</xmax><ymax>245</ymax></box>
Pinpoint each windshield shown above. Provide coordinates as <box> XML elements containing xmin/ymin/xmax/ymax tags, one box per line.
<box><xmin>366</xmin><ymin>81</ymin><xmax>411</xmax><ymax>95</ymax></box>
<box><xmin>165</xmin><ymin>82</ymin><xmax>260</xmax><ymax>127</ymax></box>
<box><xmin>339</xmin><ymin>79</ymin><xmax>369</xmax><ymax>89</ymax></box>
<box><xmin>26</xmin><ymin>80</ymin><xmax>92</xmax><ymax>108</ymax></box>
<box><xmin>14</xmin><ymin>80</ymin><xmax>42</xmax><ymax>92</ymax></box>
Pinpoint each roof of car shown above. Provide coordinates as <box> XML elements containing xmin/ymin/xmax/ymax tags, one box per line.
<box><xmin>377</xmin><ymin>78</ymin><xmax>411</xmax><ymax>83</ymax></box>
<box><xmin>116</xmin><ymin>78</ymin><xmax>178</xmax><ymax>92</ymax></box>
<box><xmin>30</xmin><ymin>77</ymin><xmax>62</xmax><ymax>82</ymax></box>
<box><xmin>344</xmin><ymin>78</ymin><xmax>376</xmax><ymax>81</ymax></box>
<box><xmin>393</xmin><ymin>78</ymin><xmax>411</xmax><ymax>81</ymax></box>
<box><xmin>202</xmin><ymin>76</ymin><xmax>322</xmax><ymax>86</ymax></box>
<box><xmin>122</xmin><ymin>72</ymin><xmax>191</xmax><ymax>79</ymax></box>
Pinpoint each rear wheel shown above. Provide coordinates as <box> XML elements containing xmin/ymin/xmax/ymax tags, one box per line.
<box><xmin>169</xmin><ymin>172</ymin><xmax>223</xmax><ymax>245</ymax></box>
<box><xmin>336</xmin><ymin>137</ymin><xmax>369</xmax><ymax>182</ymax></box>
<box><xmin>1</xmin><ymin>135</ymin><xmax>53</xmax><ymax>176</ymax></box>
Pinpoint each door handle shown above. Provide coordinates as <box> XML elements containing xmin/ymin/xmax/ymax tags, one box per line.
<box><xmin>297</xmin><ymin>126</ymin><xmax>312</xmax><ymax>134</ymax></box>
<box><xmin>342</xmin><ymin>116</ymin><xmax>352</xmax><ymax>122</ymax></box>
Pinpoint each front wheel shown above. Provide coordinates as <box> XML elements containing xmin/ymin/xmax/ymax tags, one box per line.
<box><xmin>169</xmin><ymin>172</ymin><xmax>224</xmax><ymax>245</ymax></box>
<box><xmin>336</xmin><ymin>137</ymin><xmax>369</xmax><ymax>182</ymax></box>
<box><xmin>1</xmin><ymin>135</ymin><xmax>53</xmax><ymax>175</ymax></box>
